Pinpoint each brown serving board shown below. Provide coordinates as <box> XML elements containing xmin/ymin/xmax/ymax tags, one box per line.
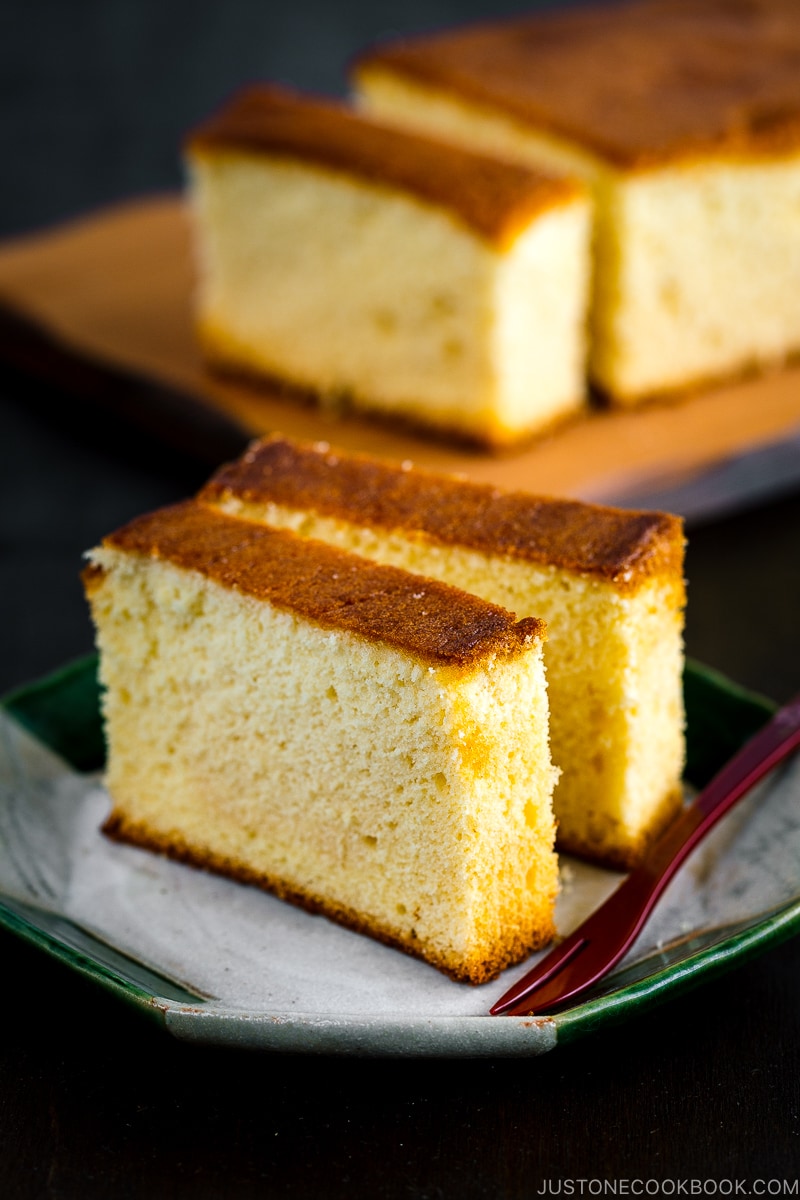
<box><xmin>1</xmin><ymin>194</ymin><xmax>799</xmax><ymax>505</ymax></box>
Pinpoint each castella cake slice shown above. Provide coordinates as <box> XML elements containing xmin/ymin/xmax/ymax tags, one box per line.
<box><xmin>201</xmin><ymin>435</ymin><xmax>686</xmax><ymax>869</ymax></box>
<box><xmin>185</xmin><ymin>84</ymin><xmax>591</xmax><ymax>445</ymax></box>
<box><xmin>354</xmin><ymin>0</ymin><xmax>800</xmax><ymax>403</ymax></box>
<box><xmin>84</xmin><ymin>500</ymin><xmax>559</xmax><ymax>984</ymax></box>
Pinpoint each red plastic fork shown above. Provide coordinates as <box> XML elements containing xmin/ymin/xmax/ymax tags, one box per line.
<box><xmin>490</xmin><ymin>693</ymin><xmax>800</xmax><ymax>1018</ymax></box>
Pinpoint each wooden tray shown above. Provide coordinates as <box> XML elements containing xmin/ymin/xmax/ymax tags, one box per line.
<box><xmin>2</xmin><ymin>194</ymin><xmax>799</xmax><ymax>515</ymax></box>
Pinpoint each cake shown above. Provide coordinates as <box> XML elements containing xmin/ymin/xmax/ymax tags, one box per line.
<box><xmin>83</xmin><ymin>500</ymin><xmax>559</xmax><ymax>984</ymax></box>
<box><xmin>185</xmin><ymin>84</ymin><xmax>592</xmax><ymax>445</ymax></box>
<box><xmin>201</xmin><ymin>435</ymin><xmax>687</xmax><ymax>869</ymax></box>
<box><xmin>353</xmin><ymin>0</ymin><xmax>800</xmax><ymax>404</ymax></box>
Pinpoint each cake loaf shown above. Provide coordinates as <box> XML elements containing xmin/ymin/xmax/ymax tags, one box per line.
<box><xmin>354</xmin><ymin>0</ymin><xmax>800</xmax><ymax>404</ymax></box>
<box><xmin>201</xmin><ymin>435</ymin><xmax>687</xmax><ymax>869</ymax></box>
<box><xmin>185</xmin><ymin>84</ymin><xmax>591</xmax><ymax>445</ymax></box>
<box><xmin>84</xmin><ymin>500</ymin><xmax>559</xmax><ymax>984</ymax></box>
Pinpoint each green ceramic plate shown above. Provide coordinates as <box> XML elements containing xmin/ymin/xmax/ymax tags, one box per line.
<box><xmin>1</xmin><ymin>655</ymin><xmax>798</xmax><ymax>1057</ymax></box>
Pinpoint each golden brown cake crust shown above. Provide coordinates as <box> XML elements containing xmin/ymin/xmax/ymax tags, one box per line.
<box><xmin>99</xmin><ymin>500</ymin><xmax>545</xmax><ymax>667</ymax></box>
<box><xmin>102</xmin><ymin>812</ymin><xmax>555</xmax><ymax>984</ymax></box>
<box><xmin>186</xmin><ymin>84</ymin><xmax>584</xmax><ymax>245</ymax></box>
<box><xmin>200</xmin><ymin>436</ymin><xmax>685</xmax><ymax>592</ymax></box>
<box><xmin>355</xmin><ymin>0</ymin><xmax>800</xmax><ymax>170</ymax></box>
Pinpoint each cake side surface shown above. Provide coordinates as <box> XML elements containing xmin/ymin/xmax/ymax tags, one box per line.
<box><xmin>201</xmin><ymin>437</ymin><xmax>686</xmax><ymax>869</ymax></box>
<box><xmin>590</xmin><ymin>157</ymin><xmax>800</xmax><ymax>401</ymax></box>
<box><xmin>354</xmin><ymin>0</ymin><xmax>800</xmax><ymax>171</ymax></box>
<box><xmin>85</xmin><ymin>518</ymin><xmax>558</xmax><ymax>983</ymax></box>
<box><xmin>188</xmin><ymin>151</ymin><xmax>502</xmax><ymax>440</ymax></box>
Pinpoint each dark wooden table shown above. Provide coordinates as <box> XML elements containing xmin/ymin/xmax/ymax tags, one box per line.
<box><xmin>2</xmin><ymin>1</ymin><xmax>800</xmax><ymax>1193</ymax></box>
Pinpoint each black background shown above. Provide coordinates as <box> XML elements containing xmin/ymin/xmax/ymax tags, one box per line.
<box><xmin>1</xmin><ymin>2</ymin><xmax>799</xmax><ymax>1195</ymax></box>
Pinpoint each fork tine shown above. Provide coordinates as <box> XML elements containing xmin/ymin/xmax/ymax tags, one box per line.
<box><xmin>489</xmin><ymin>933</ymin><xmax>588</xmax><ymax>1015</ymax></box>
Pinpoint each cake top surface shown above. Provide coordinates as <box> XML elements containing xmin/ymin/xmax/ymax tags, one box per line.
<box><xmin>355</xmin><ymin>0</ymin><xmax>800</xmax><ymax>169</ymax></box>
<box><xmin>94</xmin><ymin>500</ymin><xmax>545</xmax><ymax>668</ymax></box>
<box><xmin>201</xmin><ymin>436</ymin><xmax>684</xmax><ymax>591</ymax></box>
<box><xmin>186</xmin><ymin>85</ymin><xmax>584</xmax><ymax>244</ymax></box>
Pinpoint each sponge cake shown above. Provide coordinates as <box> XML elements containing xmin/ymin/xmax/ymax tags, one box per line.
<box><xmin>186</xmin><ymin>85</ymin><xmax>591</xmax><ymax>445</ymax></box>
<box><xmin>84</xmin><ymin>500</ymin><xmax>559</xmax><ymax>983</ymax></box>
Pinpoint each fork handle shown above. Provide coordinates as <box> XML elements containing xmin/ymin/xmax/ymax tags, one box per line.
<box><xmin>586</xmin><ymin>693</ymin><xmax>800</xmax><ymax>965</ymax></box>
<box><xmin>581</xmin><ymin>693</ymin><xmax>800</xmax><ymax>984</ymax></box>
<box><xmin>491</xmin><ymin>693</ymin><xmax>800</xmax><ymax>1017</ymax></box>
<box><xmin>642</xmin><ymin>693</ymin><xmax>800</xmax><ymax>892</ymax></box>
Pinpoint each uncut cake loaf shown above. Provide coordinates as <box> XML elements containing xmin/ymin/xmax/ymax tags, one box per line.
<box><xmin>354</xmin><ymin>0</ymin><xmax>800</xmax><ymax>404</ymax></box>
<box><xmin>83</xmin><ymin>500</ymin><xmax>559</xmax><ymax>984</ymax></box>
<box><xmin>185</xmin><ymin>85</ymin><xmax>591</xmax><ymax>445</ymax></box>
<box><xmin>201</xmin><ymin>435</ymin><xmax>687</xmax><ymax>869</ymax></box>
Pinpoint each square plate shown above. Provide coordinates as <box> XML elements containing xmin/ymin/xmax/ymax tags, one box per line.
<box><xmin>2</xmin><ymin>656</ymin><xmax>798</xmax><ymax>1057</ymax></box>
